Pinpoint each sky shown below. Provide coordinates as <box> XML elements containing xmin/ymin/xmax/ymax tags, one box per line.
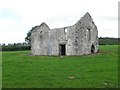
<box><xmin>0</xmin><ymin>0</ymin><xmax>119</xmax><ymax>44</ymax></box>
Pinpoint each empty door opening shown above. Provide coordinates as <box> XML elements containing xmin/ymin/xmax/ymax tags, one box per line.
<box><xmin>59</xmin><ymin>44</ymin><xmax>66</xmax><ymax>55</ymax></box>
<box><xmin>91</xmin><ymin>44</ymin><xmax>95</xmax><ymax>53</ymax></box>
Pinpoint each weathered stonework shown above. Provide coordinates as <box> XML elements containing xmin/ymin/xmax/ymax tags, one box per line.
<box><xmin>31</xmin><ymin>12</ymin><xmax>99</xmax><ymax>56</ymax></box>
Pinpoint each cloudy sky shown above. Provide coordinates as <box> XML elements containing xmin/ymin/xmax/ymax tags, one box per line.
<box><xmin>0</xmin><ymin>0</ymin><xmax>118</xmax><ymax>44</ymax></box>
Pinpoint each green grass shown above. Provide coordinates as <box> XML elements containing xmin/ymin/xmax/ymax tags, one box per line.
<box><xmin>2</xmin><ymin>45</ymin><xmax>118</xmax><ymax>88</ymax></box>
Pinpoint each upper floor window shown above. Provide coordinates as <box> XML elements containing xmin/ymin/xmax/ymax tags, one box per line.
<box><xmin>86</xmin><ymin>28</ymin><xmax>91</xmax><ymax>40</ymax></box>
<box><xmin>64</xmin><ymin>28</ymin><xmax>67</xmax><ymax>34</ymax></box>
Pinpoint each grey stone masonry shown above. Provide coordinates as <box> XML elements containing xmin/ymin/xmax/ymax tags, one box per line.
<box><xmin>31</xmin><ymin>12</ymin><xmax>99</xmax><ymax>56</ymax></box>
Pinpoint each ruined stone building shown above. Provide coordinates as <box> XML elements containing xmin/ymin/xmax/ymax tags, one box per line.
<box><xmin>31</xmin><ymin>12</ymin><xmax>99</xmax><ymax>56</ymax></box>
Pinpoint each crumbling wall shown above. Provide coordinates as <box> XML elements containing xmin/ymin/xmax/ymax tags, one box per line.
<box><xmin>31</xmin><ymin>12</ymin><xmax>99</xmax><ymax>56</ymax></box>
<box><xmin>31</xmin><ymin>23</ymin><xmax>50</xmax><ymax>55</ymax></box>
<box><xmin>74</xmin><ymin>12</ymin><xmax>99</xmax><ymax>55</ymax></box>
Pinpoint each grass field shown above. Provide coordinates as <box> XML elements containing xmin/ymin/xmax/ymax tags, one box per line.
<box><xmin>2</xmin><ymin>45</ymin><xmax>118</xmax><ymax>88</ymax></box>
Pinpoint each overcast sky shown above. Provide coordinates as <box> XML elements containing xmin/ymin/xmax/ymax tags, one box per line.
<box><xmin>0</xmin><ymin>0</ymin><xmax>118</xmax><ymax>44</ymax></box>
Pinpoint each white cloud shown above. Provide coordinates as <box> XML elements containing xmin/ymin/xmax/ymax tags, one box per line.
<box><xmin>0</xmin><ymin>0</ymin><xmax>119</xmax><ymax>44</ymax></box>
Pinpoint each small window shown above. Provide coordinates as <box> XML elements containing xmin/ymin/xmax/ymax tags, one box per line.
<box><xmin>64</xmin><ymin>28</ymin><xmax>67</xmax><ymax>34</ymax></box>
<box><xmin>86</xmin><ymin>28</ymin><xmax>91</xmax><ymax>40</ymax></box>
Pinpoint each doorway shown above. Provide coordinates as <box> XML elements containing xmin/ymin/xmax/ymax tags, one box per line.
<box><xmin>59</xmin><ymin>44</ymin><xmax>66</xmax><ymax>55</ymax></box>
<box><xmin>91</xmin><ymin>44</ymin><xmax>95</xmax><ymax>53</ymax></box>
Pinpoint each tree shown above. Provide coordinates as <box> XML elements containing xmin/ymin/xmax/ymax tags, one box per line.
<box><xmin>25</xmin><ymin>29</ymin><xmax>33</xmax><ymax>45</ymax></box>
<box><xmin>25</xmin><ymin>26</ymin><xmax>37</xmax><ymax>45</ymax></box>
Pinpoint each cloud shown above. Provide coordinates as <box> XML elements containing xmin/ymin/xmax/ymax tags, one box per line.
<box><xmin>0</xmin><ymin>8</ymin><xmax>20</xmax><ymax>21</ymax></box>
<box><xmin>0</xmin><ymin>0</ymin><xmax>119</xmax><ymax>44</ymax></box>
<box><xmin>100</xmin><ymin>16</ymin><xmax>118</xmax><ymax>21</ymax></box>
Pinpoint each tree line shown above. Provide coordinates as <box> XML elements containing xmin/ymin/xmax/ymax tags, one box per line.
<box><xmin>0</xmin><ymin>37</ymin><xmax>119</xmax><ymax>51</ymax></box>
<box><xmin>0</xmin><ymin>43</ymin><xmax>30</xmax><ymax>51</ymax></box>
<box><xmin>99</xmin><ymin>37</ymin><xmax>120</xmax><ymax>45</ymax></box>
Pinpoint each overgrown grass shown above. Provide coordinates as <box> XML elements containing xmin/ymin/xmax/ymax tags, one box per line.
<box><xmin>2</xmin><ymin>45</ymin><xmax>118</xmax><ymax>88</ymax></box>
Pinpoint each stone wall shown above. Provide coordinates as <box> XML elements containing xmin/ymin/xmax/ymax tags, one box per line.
<box><xmin>31</xmin><ymin>12</ymin><xmax>99</xmax><ymax>56</ymax></box>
